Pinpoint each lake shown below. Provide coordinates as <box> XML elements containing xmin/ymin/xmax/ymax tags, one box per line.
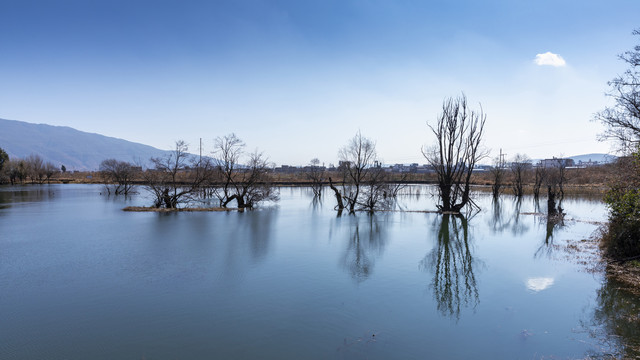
<box><xmin>0</xmin><ymin>184</ymin><xmax>637</xmax><ymax>359</ymax></box>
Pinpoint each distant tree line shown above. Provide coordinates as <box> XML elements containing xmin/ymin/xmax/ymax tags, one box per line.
<box><xmin>0</xmin><ymin>150</ymin><xmax>62</xmax><ymax>185</ymax></box>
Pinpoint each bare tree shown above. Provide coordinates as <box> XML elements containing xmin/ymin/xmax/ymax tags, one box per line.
<box><xmin>43</xmin><ymin>161</ymin><xmax>59</xmax><ymax>184</ymax></box>
<box><xmin>211</xmin><ymin>134</ymin><xmax>279</xmax><ymax>209</ymax></box>
<box><xmin>423</xmin><ymin>94</ymin><xmax>487</xmax><ymax>213</ymax></box>
<box><xmin>213</xmin><ymin>133</ymin><xmax>244</xmax><ymax>207</ymax></box>
<box><xmin>544</xmin><ymin>158</ymin><xmax>569</xmax><ymax>215</ymax></box>
<box><xmin>100</xmin><ymin>159</ymin><xmax>137</xmax><ymax>195</ymax></box>
<box><xmin>0</xmin><ymin>147</ymin><xmax>8</xmax><ymax>174</ymax></box>
<box><xmin>489</xmin><ymin>156</ymin><xmax>505</xmax><ymax>198</ymax></box>
<box><xmin>333</xmin><ymin>132</ymin><xmax>391</xmax><ymax>213</ymax></box>
<box><xmin>143</xmin><ymin>140</ymin><xmax>213</xmax><ymax>208</ymax></box>
<box><xmin>25</xmin><ymin>154</ymin><xmax>45</xmax><ymax>184</ymax></box>
<box><xmin>230</xmin><ymin>150</ymin><xmax>279</xmax><ymax>209</ymax></box>
<box><xmin>510</xmin><ymin>153</ymin><xmax>531</xmax><ymax>197</ymax></box>
<box><xmin>305</xmin><ymin>158</ymin><xmax>325</xmax><ymax>197</ymax></box>
<box><xmin>595</xmin><ymin>29</ymin><xmax>640</xmax><ymax>152</ymax></box>
<box><xmin>6</xmin><ymin>159</ymin><xmax>27</xmax><ymax>185</ymax></box>
<box><xmin>533</xmin><ymin>164</ymin><xmax>546</xmax><ymax>199</ymax></box>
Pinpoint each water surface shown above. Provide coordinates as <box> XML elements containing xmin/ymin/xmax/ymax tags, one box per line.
<box><xmin>0</xmin><ymin>185</ymin><xmax>634</xmax><ymax>359</ymax></box>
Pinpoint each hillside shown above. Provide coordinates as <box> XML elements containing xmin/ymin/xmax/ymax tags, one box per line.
<box><xmin>568</xmin><ymin>153</ymin><xmax>617</xmax><ymax>164</ymax></box>
<box><xmin>0</xmin><ymin>118</ymin><xmax>170</xmax><ymax>170</ymax></box>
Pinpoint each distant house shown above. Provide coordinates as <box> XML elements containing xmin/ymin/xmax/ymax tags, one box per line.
<box><xmin>541</xmin><ymin>157</ymin><xmax>574</xmax><ymax>168</ymax></box>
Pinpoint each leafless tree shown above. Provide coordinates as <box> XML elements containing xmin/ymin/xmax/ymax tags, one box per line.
<box><xmin>100</xmin><ymin>159</ymin><xmax>137</xmax><ymax>195</ymax></box>
<box><xmin>211</xmin><ymin>134</ymin><xmax>278</xmax><ymax>209</ymax></box>
<box><xmin>359</xmin><ymin>165</ymin><xmax>394</xmax><ymax>213</ymax></box>
<box><xmin>331</xmin><ymin>132</ymin><xmax>392</xmax><ymax>213</ymax></box>
<box><xmin>0</xmin><ymin>147</ymin><xmax>8</xmax><ymax>174</ymax></box>
<box><xmin>143</xmin><ymin>140</ymin><xmax>213</xmax><ymax>208</ymax></box>
<box><xmin>213</xmin><ymin>133</ymin><xmax>244</xmax><ymax>207</ymax></box>
<box><xmin>229</xmin><ymin>150</ymin><xmax>279</xmax><ymax>209</ymax></box>
<box><xmin>25</xmin><ymin>154</ymin><xmax>46</xmax><ymax>183</ymax></box>
<box><xmin>6</xmin><ymin>159</ymin><xmax>27</xmax><ymax>185</ymax></box>
<box><xmin>305</xmin><ymin>158</ymin><xmax>325</xmax><ymax>197</ymax></box>
<box><xmin>489</xmin><ymin>156</ymin><xmax>505</xmax><ymax>198</ymax></box>
<box><xmin>423</xmin><ymin>94</ymin><xmax>487</xmax><ymax>213</ymax></box>
<box><xmin>43</xmin><ymin>162</ymin><xmax>59</xmax><ymax>184</ymax></box>
<box><xmin>510</xmin><ymin>153</ymin><xmax>531</xmax><ymax>197</ymax></box>
<box><xmin>595</xmin><ymin>29</ymin><xmax>640</xmax><ymax>153</ymax></box>
<box><xmin>533</xmin><ymin>164</ymin><xmax>546</xmax><ymax>199</ymax></box>
<box><xmin>544</xmin><ymin>158</ymin><xmax>569</xmax><ymax>215</ymax></box>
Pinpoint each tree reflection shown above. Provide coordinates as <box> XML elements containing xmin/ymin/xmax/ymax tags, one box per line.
<box><xmin>580</xmin><ymin>276</ymin><xmax>640</xmax><ymax>359</ymax></box>
<box><xmin>421</xmin><ymin>215</ymin><xmax>480</xmax><ymax>320</ymax></box>
<box><xmin>488</xmin><ymin>197</ymin><xmax>528</xmax><ymax>236</ymax></box>
<box><xmin>534</xmin><ymin>211</ymin><xmax>566</xmax><ymax>259</ymax></box>
<box><xmin>340</xmin><ymin>215</ymin><xmax>388</xmax><ymax>283</ymax></box>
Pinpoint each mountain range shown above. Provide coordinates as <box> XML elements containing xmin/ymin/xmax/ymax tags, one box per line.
<box><xmin>0</xmin><ymin>118</ymin><xmax>170</xmax><ymax>170</ymax></box>
<box><xmin>0</xmin><ymin>118</ymin><xmax>618</xmax><ymax>170</ymax></box>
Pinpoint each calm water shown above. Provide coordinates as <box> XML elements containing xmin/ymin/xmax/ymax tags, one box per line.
<box><xmin>0</xmin><ymin>184</ymin><xmax>637</xmax><ymax>359</ymax></box>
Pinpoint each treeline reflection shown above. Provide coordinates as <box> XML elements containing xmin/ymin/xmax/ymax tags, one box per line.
<box><xmin>421</xmin><ymin>215</ymin><xmax>480</xmax><ymax>320</ymax></box>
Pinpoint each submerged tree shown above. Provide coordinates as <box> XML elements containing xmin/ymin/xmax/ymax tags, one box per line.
<box><xmin>544</xmin><ymin>158</ymin><xmax>569</xmax><ymax>215</ymax></box>
<box><xmin>305</xmin><ymin>158</ymin><xmax>325</xmax><ymax>198</ymax></box>
<box><xmin>330</xmin><ymin>132</ymin><xmax>394</xmax><ymax>213</ymax></box>
<box><xmin>423</xmin><ymin>94</ymin><xmax>487</xmax><ymax>213</ymax></box>
<box><xmin>143</xmin><ymin>140</ymin><xmax>214</xmax><ymax>208</ymax></box>
<box><xmin>100</xmin><ymin>159</ymin><xmax>137</xmax><ymax>195</ymax></box>
<box><xmin>489</xmin><ymin>156</ymin><xmax>505</xmax><ymax>198</ymax></box>
<box><xmin>533</xmin><ymin>164</ymin><xmax>546</xmax><ymax>199</ymax></box>
<box><xmin>212</xmin><ymin>134</ymin><xmax>279</xmax><ymax>209</ymax></box>
<box><xmin>510</xmin><ymin>153</ymin><xmax>531</xmax><ymax>197</ymax></box>
<box><xmin>213</xmin><ymin>133</ymin><xmax>245</xmax><ymax>207</ymax></box>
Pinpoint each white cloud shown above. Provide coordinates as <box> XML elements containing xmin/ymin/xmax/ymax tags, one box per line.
<box><xmin>534</xmin><ymin>52</ymin><xmax>566</xmax><ymax>67</ymax></box>
<box><xmin>526</xmin><ymin>277</ymin><xmax>555</xmax><ymax>292</ymax></box>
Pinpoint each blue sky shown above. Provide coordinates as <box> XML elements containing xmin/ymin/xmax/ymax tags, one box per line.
<box><xmin>1</xmin><ymin>0</ymin><xmax>639</xmax><ymax>166</ymax></box>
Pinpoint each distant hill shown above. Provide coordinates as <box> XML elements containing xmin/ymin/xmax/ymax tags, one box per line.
<box><xmin>567</xmin><ymin>153</ymin><xmax>617</xmax><ymax>165</ymax></box>
<box><xmin>526</xmin><ymin>153</ymin><xmax>617</xmax><ymax>166</ymax></box>
<box><xmin>0</xmin><ymin>118</ymin><xmax>171</xmax><ymax>170</ymax></box>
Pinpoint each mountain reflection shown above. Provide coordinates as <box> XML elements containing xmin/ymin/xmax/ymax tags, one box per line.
<box><xmin>421</xmin><ymin>215</ymin><xmax>480</xmax><ymax>320</ymax></box>
<box><xmin>338</xmin><ymin>214</ymin><xmax>388</xmax><ymax>283</ymax></box>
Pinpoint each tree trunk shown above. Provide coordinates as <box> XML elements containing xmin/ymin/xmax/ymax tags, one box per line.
<box><xmin>329</xmin><ymin>177</ymin><xmax>344</xmax><ymax>211</ymax></box>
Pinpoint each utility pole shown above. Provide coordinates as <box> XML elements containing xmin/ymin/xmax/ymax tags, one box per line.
<box><xmin>199</xmin><ymin>138</ymin><xmax>202</xmax><ymax>164</ymax></box>
<box><xmin>499</xmin><ymin>148</ymin><xmax>507</xmax><ymax>168</ymax></box>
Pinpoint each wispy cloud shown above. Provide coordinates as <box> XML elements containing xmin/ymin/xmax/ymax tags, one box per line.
<box><xmin>534</xmin><ymin>52</ymin><xmax>566</xmax><ymax>67</ymax></box>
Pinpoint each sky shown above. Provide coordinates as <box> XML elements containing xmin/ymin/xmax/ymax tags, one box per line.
<box><xmin>1</xmin><ymin>0</ymin><xmax>639</xmax><ymax>166</ymax></box>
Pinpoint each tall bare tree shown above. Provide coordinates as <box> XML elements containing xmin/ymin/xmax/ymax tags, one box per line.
<box><xmin>595</xmin><ymin>29</ymin><xmax>640</xmax><ymax>153</ymax></box>
<box><xmin>213</xmin><ymin>133</ymin><xmax>244</xmax><ymax>207</ymax></box>
<box><xmin>423</xmin><ymin>94</ymin><xmax>487</xmax><ymax>213</ymax></box>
